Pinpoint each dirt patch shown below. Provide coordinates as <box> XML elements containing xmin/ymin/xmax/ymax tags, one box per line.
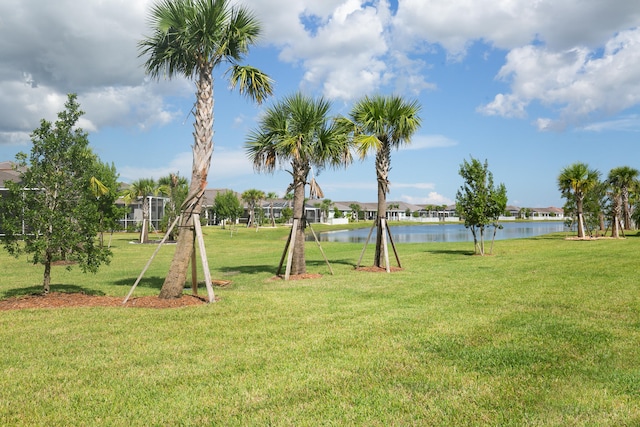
<box><xmin>0</xmin><ymin>292</ymin><xmax>210</xmax><ymax>311</ymax></box>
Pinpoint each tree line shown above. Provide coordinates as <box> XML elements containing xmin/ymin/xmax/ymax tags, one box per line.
<box><xmin>558</xmin><ymin>162</ymin><xmax>639</xmax><ymax>239</ymax></box>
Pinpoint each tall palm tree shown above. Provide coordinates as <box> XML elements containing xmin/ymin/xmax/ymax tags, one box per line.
<box><xmin>246</xmin><ymin>92</ymin><xmax>352</xmax><ymax>276</ymax></box>
<box><xmin>139</xmin><ymin>0</ymin><xmax>273</xmax><ymax>299</ymax></box>
<box><xmin>122</xmin><ymin>178</ymin><xmax>159</xmax><ymax>243</ymax></box>
<box><xmin>557</xmin><ymin>162</ymin><xmax>600</xmax><ymax>238</ymax></box>
<box><xmin>608</xmin><ymin>166</ymin><xmax>639</xmax><ymax>230</ymax></box>
<box><xmin>241</xmin><ymin>188</ymin><xmax>265</xmax><ymax>228</ymax></box>
<box><xmin>344</xmin><ymin>94</ymin><xmax>421</xmax><ymax>268</ymax></box>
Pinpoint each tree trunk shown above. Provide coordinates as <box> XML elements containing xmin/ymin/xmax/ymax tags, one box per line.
<box><xmin>374</xmin><ymin>143</ymin><xmax>390</xmax><ymax>267</ymax></box>
<box><xmin>611</xmin><ymin>196</ymin><xmax>621</xmax><ymax>238</ymax></box>
<box><xmin>576</xmin><ymin>197</ymin><xmax>585</xmax><ymax>238</ymax></box>
<box><xmin>622</xmin><ymin>188</ymin><xmax>631</xmax><ymax>229</ymax></box>
<box><xmin>141</xmin><ymin>197</ymin><xmax>150</xmax><ymax>243</ymax></box>
<box><xmin>43</xmin><ymin>251</ymin><xmax>52</xmax><ymax>294</ymax></box>
<box><xmin>289</xmin><ymin>161</ymin><xmax>308</xmax><ymax>275</ymax></box>
<box><xmin>159</xmin><ymin>63</ymin><xmax>214</xmax><ymax>299</ymax></box>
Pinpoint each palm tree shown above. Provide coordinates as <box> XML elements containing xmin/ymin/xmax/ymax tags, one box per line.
<box><xmin>608</xmin><ymin>166</ymin><xmax>639</xmax><ymax>230</ymax></box>
<box><xmin>139</xmin><ymin>0</ymin><xmax>273</xmax><ymax>299</ymax></box>
<box><xmin>344</xmin><ymin>94</ymin><xmax>421</xmax><ymax>268</ymax></box>
<box><xmin>246</xmin><ymin>92</ymin><xmax>352</xmax><ymax>276</ymax></box>
<box><xmin>265</xmin><ymin>191</ymin><xmax>278</xmax><ymax>227</ymax></box>
<box><xmin>122</xmin><ymin>178</ymin><xmax>159</xmax><ymax>243</ymax></box>
<box><xmin>241</xmin><ymin>188</ymin><xmax>265</xmax><ymax>228</ymax></box>
<box><xmin>158</xmin><ymin>173</ymin><xmax>188</xmax><ymax>240</ymax></box>
<box><xmin>557</xmin><ymin>162</ymin><xmax>600</xmax><ymax>238</ymax></box>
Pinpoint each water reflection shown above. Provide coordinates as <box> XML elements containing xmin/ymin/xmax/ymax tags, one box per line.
<box><xmin>310</xmin><ymin>221</ymin><xmax>567</xmax><ymax>243</ymax></box>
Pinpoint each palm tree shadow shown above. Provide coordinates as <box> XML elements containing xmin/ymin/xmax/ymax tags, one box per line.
<box><xmin>1</xmin><ymin>284</ymin><xmax>106</xmax><ymax>300</ymax></box>
<box><xmin>425</xmin><ymin>249</ymin><xmax>476</xmax><ymax>256</ymax></box>
<box><xmin>217</xmin><ymin>265</ymin><xmax>281</xmax><ymax>276</ymax></box>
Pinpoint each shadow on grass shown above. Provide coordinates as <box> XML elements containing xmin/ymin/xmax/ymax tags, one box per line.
<box><xmin>112</xmin><ymin>276</ymin><xmax>165</xmax><ymax>290</ymax></box>
<box><xmin>1</xmin><ymin>284</ymin><xmax>106</xmax><ymax>300</ymax></box>
<box><xmin>424</xmin><ymin>249</ymin><xmax>475</xmax><ymax>256</ymax></box>
<box><xmin>306</xmin><ymin>258</ymin><xmax>358</xmax><ymax>269</ymax></box>
<box><xmin>218</xmin><ymin>264</ymin><xmax>280</xmax><ymax>276</ymax></box>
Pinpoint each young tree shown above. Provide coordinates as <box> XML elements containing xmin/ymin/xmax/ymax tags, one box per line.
<box><xmin>343</xmin><ymin>94</ymin><xmax>421</xmax><ymax>268</ymax></box>
<box><xmin>455</xmin><ymin>157</ymin><xmax>507</xmax><ymax>255</ymax></box>
<box><xmin>139</xmin><ymin>0</ymin><xmax>274</xmax><ymax>299</ymax></box>
<box><xmin>349</xmin><ymin>203</ymin><xmax>362</xmax><ymax>221</ymax></box>
<box><xmin>89</xmin><ymin>160</ymin><xmax>124</xmax><ymax>247</ymax></box>
<box><xmin>316</xmin><ymin>199</ymin><xmax>332</xmax><ymax>223</ymax></box>
<box><xmin>246</xmin><ymin>92</ymin><xmax>352</xmax><ymax>276</ymax></box>
<box><xmin>121</xmin><ymin>178</ymin><xmax>160</xmax><ymax>243</ymax></box>
<box><xmin>241</xmin><ymin>188</ymin><xmax>265</xmax><ymax>228</ymax></box>
<box><xmin>158</xmin><ymin>173</ymin><xmax>189</xmax><ymax>240</ymax></box>
<box><xmin>265</xmin><ymin>191</ymin><xmax>278</xmax><ymax>227</ymax></box>
<box><xmin>0</xmin><ymin>94</ymin><xmax>112</xmax><ymax>293</ymax></box>
<box><xmin>557</xmin><ymin>162</ymin><xmax>600</xmax><ymax>238</ymax></box>
<box><xmin>213</xmin><ymin>190</ymin><xmax>242</xmax><ymax>230</ymax></box>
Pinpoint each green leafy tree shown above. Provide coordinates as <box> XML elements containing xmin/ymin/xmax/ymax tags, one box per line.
<box><xmin>0</xmin><ymin>94</ymin><xmax>112</xmax><ymax>293</ymax></box>
<box><xmin>280</xmin><ymin>206</ymin><xmax>293</xmax><ymax>224</ymax></box>
<box><xmin>316</xmin><ymin>199</ymin><xmax>332</xmax><ymax>223</ymax></box>
<box><xmin>349</xmin><ymin>203</ymin><xmax>362</xmax><ymax>222</ymax></box>
<box><xmin>89</xmin><ymin>160</ymin><xmax>125</xmax><ymax>247</ymax></box>
<box><xmin>139</xmin><ymin>0</ymin><xmax>274</xmax><ymax>298</ymax></box>
<box><xmin>121</xmin><ymin>178</ymin><xmax>160</xmax><ymax>243</ymax></box>
<box><xmin>214</xmin><ymin>190</ymin><xmax>243</xmax><ymax>230</ymax></box>
<box><xmin>158</xmin><ymin>173</ymin><xmax>189</xmax><ymax>240</ymax></box>
<box><xmin>557</xmin><ymin>162</ymin><xmax>600</xmax><ymax>238</ymax></box>
<box><xmin>246</xmin><ymin>92</ymin><xmax>352</xmax><ymax>276</ymax></box>
<box><xmin>343</xmin><ymin>94</ymin><xmax>421</xmax><ymax>267</ymax></box>
<box><xmin>455</xmin><ymin>157</ymin><xmax>507</xmax><ymax>255</ymax></box>
<box><xmin>241</xmin><ymin>188</ymin><xmax>265</xmax><ymax>228</ymax></box>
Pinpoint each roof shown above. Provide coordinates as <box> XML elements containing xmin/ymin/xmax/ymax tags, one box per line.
<box><xmin>0</xmin><ymin>161</ymin><xmax>24</xmax><ymax>187</ymax></box>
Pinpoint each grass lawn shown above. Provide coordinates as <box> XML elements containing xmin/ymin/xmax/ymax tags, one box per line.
<box><xmin>1</xmin><ymin>225</ymin><xmax>639</xmax><ymax>426</ymax></box>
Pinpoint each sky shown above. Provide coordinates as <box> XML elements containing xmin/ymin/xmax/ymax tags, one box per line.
<box><xmin>1</xmin><ymin>0</ymin><xmax>640</xmax><ymax>208</ymax></box>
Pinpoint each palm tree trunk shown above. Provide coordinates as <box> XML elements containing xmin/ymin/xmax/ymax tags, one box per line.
<box><xmin>141</xmin><ymin>196</ymin><xmax>150</xmax><ymax>243</ymax></box>
<box><xmin>159</xmin><ymin>63</ymin><xmax>214</xmax><ymax>299</ymax></box>
<box><xmin>576</xmin><ymin>197</ymin><xmax>585</xmax><ymax>238</ymax></box>
<box><xmin>622</xmin><ymin>188</ymin><xmax>630</xmax><ymax>229</ymax></box>
<box><xmin>374</xmin><ymin>143</ymin><xmax>390</xmax><ymax>267</ymax></box>
<box><xmin>290</xmin><ymin>161</ymin><xmax>308</xmax><ymax>275</ymax></box>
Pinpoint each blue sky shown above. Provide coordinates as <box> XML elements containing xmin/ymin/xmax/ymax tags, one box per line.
<box><xmin>1</xmin><ymin>0</ymin><xmax>640</xmax><ymax>208</ymax></box>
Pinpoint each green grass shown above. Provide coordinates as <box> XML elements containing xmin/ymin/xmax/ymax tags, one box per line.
<box><xmin>1</xmin><ymin>226</ymin><xmax>639</xmax><ymax>426</ymax></box>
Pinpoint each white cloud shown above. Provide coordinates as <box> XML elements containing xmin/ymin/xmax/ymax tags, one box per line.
<box><xmin>405</xmin><ymin>134</ymin><xmax>458</xmax><ymax>150</ymax></box>
<box><xmin>394</xmin><ymin>1</ymin><xmax>640</xmax><ymax>129</ymax></box>
<box><xmin>401</xmin><ymin>192</ymin><xmax>454</xmax><ymax>206</ymax></box>
<box><xmin>394</xmin><ymin>0</ymin><xmax>640</xmax><ymax>55</ymax></box>
<box><xmin>580</xmin><ymin>115</ymin><xmax>640</xmax><ymax>132</ymax></box>
<box><xmin>119</xmin><ymin>152</ymin><xmax>193</xmax><ymax>182</ymax></box>
<box><xmin>119</xmin><ymin>148</ymin><xmax>255</xmax><ymax>184</ymax></box>
<box><xmin>393</xmin><ymin>182</ymin><xmax>436</xmax><ymax>191</ymax></box>
<box><xmin>479</xmin><ymin>28</ymin><xmax>640</xmax><ymax>129</ymax></box>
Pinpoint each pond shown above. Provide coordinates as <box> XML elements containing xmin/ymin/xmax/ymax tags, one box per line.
<box><xmin>310</xmin><ymin>221</ymin><xmax>568</xmax><ymax>243</ymax></box>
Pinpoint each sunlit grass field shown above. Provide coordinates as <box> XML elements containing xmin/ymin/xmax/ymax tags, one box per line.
<box><xmin>1</xmin><ymin>224</ymin><xmax>639</xmax><ymax>426</ymax></box>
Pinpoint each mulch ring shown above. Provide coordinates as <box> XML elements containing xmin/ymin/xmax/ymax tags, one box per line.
<box><xmin>0</xmin><ymin>292</ymin><xmax>212</xmax><ymax>311</ymax></box>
